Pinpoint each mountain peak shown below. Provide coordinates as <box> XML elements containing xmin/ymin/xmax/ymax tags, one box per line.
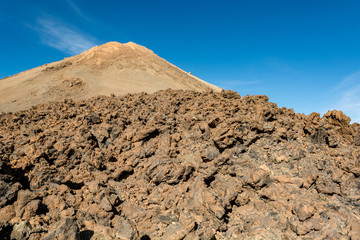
<box><xmin>86</xmin><ymin>41</ymin><xmax>151</xmax><ymax>53</ymax></box>
<box><xmin>76</xmin><ymin>41</ymin><xmax>154</xmax><ymax>63</ymax></box>
<box><xmin>0</xmin><ymin>42</ymin><xmax>221</xmax><ymax>112</ymax></box>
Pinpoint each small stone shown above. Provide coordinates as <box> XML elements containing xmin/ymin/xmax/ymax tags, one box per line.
<box><xmin>101</xmin><ymin>197</ymin><xmax>113</xmax><ymax>212</ymax></box>
<box><xmin>10</xmin><ymin>221</ymin><xmax>32</xmax><ymax>240</ymax></box>
<box><xmin>0</xmin><ymin>180</ymin><xmax>21</xmax><ymax>208</ymax></box>
<box><xmin>133</xmin><ymin>126</ymin><xmax>158</xmax><ymax>142</ymax></box>
<box><xmin>15</xmin><ymin>190</ymin><xmax>38</xmax><ymax>218</ymax></box>
<box><xmin>246</xmin><ymin>168</ymin><xmax>272</xmax><ymax>189</ymax></box>
<box><xmin>112</xmin><ymin>216</ymin><xmax>137</xmax><ymax>240</ymax></box>
<box><xmin>87</xmin><ymin>181</ymin><xmax>99</xmax><ymax>194</ymax></box>
<box><xmin>0</xmin><ymin>205</ymin><xmax>15</xmax><ymax>224</ymax></box>
<box><xmin>316</xmin><ymin>176</ymin><xmax>341</xmax><ymax>195</ymax></box>
<box><xmin>202</xmin><ymin>146</ymin><xmax>219</xmax><ymax>162</ymax></box>
<box><xmin>327</xmin><ymin>135</ymin><xmax>339</xmax><ymax>148</ymax></box>
<box><xmin>60</xmin><ymin>207</ymin><xmax>75</xmax><ymax>218</ymax></box>
<box><xmin>58</xmin><ymin>184</ymin><xmax>70</xmax><ymax>195</ymax></box>
<box><xmin>158</xmin><ymin>213</ymin><xmax>179</xmax><ymax>224</ymax></box>
<box><xmin>87</xmin><ymin>113</ymin><xmax>101</xmax><ymax>124</ymax></box>
<box><xmin>43</xmin><ymin>218</ymin><xmax>80</xmax><ymax>240</ymax></box>
<box><xmin>235</xmin><ymin>191</ymin><xmax>251</xmax><ymax>206</ymax></box>
<box><xmin>293</xmin><ymin>203</ymin><xmax>316</xmax><ymax>221</ymax></box>
<box><xmin>276</xmin><ymin>155</ymin><xmax>287</xmax><ymax>163</ymax></box>
<box><xmin>22</xmin><ymin>199</ymin><xmax>40</xmax><ymax>220</ymax></box>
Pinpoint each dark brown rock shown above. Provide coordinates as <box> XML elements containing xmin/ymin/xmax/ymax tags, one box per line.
<box><xmin>0</xmin><ymin>89</ymin><xmax>359</xmax><ymax>239</ymax></box>
<box><xmin>43</xmin><ymin>218</ymin><xmax>80</xmax><ymax>240</ymax></box>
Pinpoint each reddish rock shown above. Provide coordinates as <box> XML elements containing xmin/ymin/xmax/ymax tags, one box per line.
<box><xmin>0</xmin><ymin>89</ymin><xmax>359</xmax><ymax>239</ymax></box>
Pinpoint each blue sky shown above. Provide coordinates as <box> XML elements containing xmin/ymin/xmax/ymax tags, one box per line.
<box><xmin>1</xmin><ymin>0</ymin><xmax>360</xmax><ymax>122</ymax></box>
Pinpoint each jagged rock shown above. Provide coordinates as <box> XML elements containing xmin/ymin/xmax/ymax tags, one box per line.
<box><xmin>0</xmin><ymin>180</ymin><xmax>21</xmax><ymax>208</ymax></box>
<box><xmin>292</xmin><ymin>202</ymin><xmax>316</xmax><ymax>221</ymax></box>
<box><xmin>0</xmin><ymin>90</ymin><xmax>359</xmax><ymax>239</ymax></box>
<box><xmin>0</xmin><ymin>160</ymin><xmax>23</xmax><ymax>208</ymax></box>
<box><xmin>87</xmin><ymin>113</ymin><xmax>102</xmax><ymax>124</ymax></box>
<box><xmin>112</xmin><ymin>216</ymin><xmax>137</xmax><ymax>240</ymax></box>
<box><xmin>10</xmin><ymin>221</ymin><xmax>32</xmax><ymax>240</ymax></box>
<box><xmin>354</xmin><ymin>129</ymin><xmax>360</xmax><ymax>146</ymax></box>
<box><xmin>43</xmin><ymin>218</ymin><xmax>80</xmax><ymax>240</ymax></box>
<box><xmin>201</xmin><ymin>145</ymin><xmax>220</xmax><ymax>162</ymax></box>
<box><xmin>14</xmin><ymin>190</ymin><xmax>39</xmax><ymax>219</ymax></box>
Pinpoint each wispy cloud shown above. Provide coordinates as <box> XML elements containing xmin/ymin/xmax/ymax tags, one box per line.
<box><xmin>332</xmin><ymin>71</ymin><xmax>360</xmax><ymax>123</ymax></box>
<box><xmin>67</xmin><ymin>0</ymin><xmax>92</xmax><ymax>22</ymax></box>
<box><xmin>35</xmin><ymin>16</ymin><xmax>97</xmax><ymax>55</ymax></box>
<box><xmin>332</xmin><ymin>70</ymin><xmax>360</xmax><ymax>91</ymax></box>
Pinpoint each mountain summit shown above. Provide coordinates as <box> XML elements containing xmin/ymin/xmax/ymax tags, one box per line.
<box><xmin>0</xmin><ymin>42</ymin><xmax>221</xmax><ymax>112</ymax></box>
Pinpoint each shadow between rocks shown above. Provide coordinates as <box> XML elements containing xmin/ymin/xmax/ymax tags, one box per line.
<box><xmin>80</xmin><ymin>230</ymin><xmax>94</xmax><ymax>240</ymax></box>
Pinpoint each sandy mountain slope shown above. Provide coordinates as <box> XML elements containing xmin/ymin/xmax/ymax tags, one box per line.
<box><xmin>0</xmin><ymin>42</ymin><xmax>221</xmax><ymax>112</ymax></box>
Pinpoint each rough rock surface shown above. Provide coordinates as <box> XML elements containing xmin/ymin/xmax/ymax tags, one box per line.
<box><xmin>0</xmin><ymin>89</ymin><xmax>359</xmax><ymax>239</ymax></box>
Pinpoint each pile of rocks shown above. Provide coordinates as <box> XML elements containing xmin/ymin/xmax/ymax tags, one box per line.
<box><xmin>0</xmin><ymin>90</ymin><xmax>359</xmax><ymax>239</ymax></box>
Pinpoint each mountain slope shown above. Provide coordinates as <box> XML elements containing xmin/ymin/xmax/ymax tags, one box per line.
<box><xmin>0</xmin><ymin>42</ymin><xmax>221</xmax><ymax>112</ymax></box>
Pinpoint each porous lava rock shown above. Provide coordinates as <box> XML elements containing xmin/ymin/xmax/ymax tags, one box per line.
<box><xmin>0</xmin><ymin>89</ymin><xmax>360</xmax><ymax>239</ymax></box>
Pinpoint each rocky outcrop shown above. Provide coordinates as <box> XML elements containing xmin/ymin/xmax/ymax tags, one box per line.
<box><xmin>0</xmin><ymin>89</ymin><xmax>359</xmax><ymax>239</ymax></box>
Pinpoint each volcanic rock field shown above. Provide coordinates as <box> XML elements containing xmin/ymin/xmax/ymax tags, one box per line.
<box><xmin>1</xmin><ymin>89</ymin><xmax>360</xmax><ymax>239</ymax></box>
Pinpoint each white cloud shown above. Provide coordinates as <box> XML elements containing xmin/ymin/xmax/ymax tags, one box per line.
<box><xmin>36</xmin><ymin>17</ymin><xmax>97</xmax><ymax>55</ymax></box>
<box><xmin>334</xmin><ymin>70</ymin><xmax>360</xmax><ymax>90</ymax></box>
<box><xmin>67</xmin><ymin>0</ymin><xmax>92</xmax><ymax>22</ymax></box>
<box><xmin>332</xmin><ymin>71</ymin><xmax>360</xmax><ymax>123</ymax></box>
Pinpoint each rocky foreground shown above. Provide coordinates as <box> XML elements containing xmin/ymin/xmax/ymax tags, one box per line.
<box><xmin>0</xmin><ymin>90</ymin><xmax>360</xmax><ymax>239</ymax></box>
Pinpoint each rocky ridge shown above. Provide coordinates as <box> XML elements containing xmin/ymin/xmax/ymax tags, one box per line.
<box><xmin>0</xmin><ymin>89</ymin><xmax>360</xmax><ymax>239</ymax></box>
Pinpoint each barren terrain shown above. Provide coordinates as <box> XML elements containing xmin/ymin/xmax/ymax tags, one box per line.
<box><xmin>1</xmin><ymin>90</ymin><xmax>359</xmax><ymax>239</ymax></box>
<box><xmin>0</xmin><ymin>42</ymin><xmax>221</xmax><ymax>113</ymax></box>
